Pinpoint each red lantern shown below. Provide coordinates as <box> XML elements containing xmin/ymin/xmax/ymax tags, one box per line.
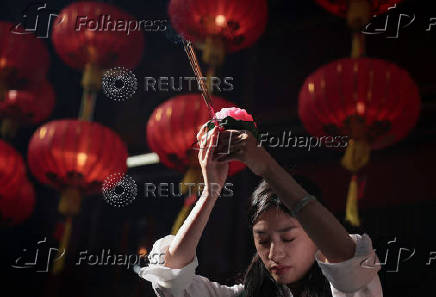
<box><xmin>0</xmin><ymin>80</ymin><xmax>55</xmax><ymax>125</ymax></box>
<box><xmin>28</xmin><ymin>119</ymin><xmax>128</xmax><ymax>273</ymax></box>
<box><xmin>0</xmin><ymin>139</ymin><xmax>27</xmax><ymax>199</ymax></box>
<box><xmin>0</xmin><ymin>180</ymin><xmax>35</xmax><ymax>226</ymax></box>
<box><xmin>315</xmin><ymin>0</ymin><xmax>403</xmax><ymax>18</ymax></box>
<box><xmin>169</xmin><ymin>0</ymin><xmax>267</xmax><ymax>68</ymax></box>
<box><xmin>147</xmin><ymin>94</ymin><xmax>245</xmax><ymax>176</ymax></box>
<box><xmin>27</xmin><ymin>120</ymin><xmax>128</xmax><ymax>197</ymax></box>
<box><xmin>0</xmin><ymin>21</ymin><xmax>49</xmax><ymax>91</ymax></box>
<box><xmin>298</xmin><ymin>58</ymin><xmax>420</xmax><ymax>150</ymax></box>
<box><xmin>299</xmin><ymin>57</ymin><xmax>420</xmax><ymax>226</ymax></box>
<box><xmin>51</xmin><ymin>2</ymin><xmax>144</xmax><ymax>70</ymax></box>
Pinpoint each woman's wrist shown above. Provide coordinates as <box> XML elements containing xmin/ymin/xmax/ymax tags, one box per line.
<box><xmin>201</xmin><ymin>186</ymin><xmax>221</xmax><ymax>200</ymax></box>
<box><xmin>258</xmin><ymin>149</ymin><xmax>277</xmax><ymax>177</ymax></box>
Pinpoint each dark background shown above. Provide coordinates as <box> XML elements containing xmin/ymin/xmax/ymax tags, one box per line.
<box><xmin>1</xmin><ymin>0</ymin><xmax>435</xmax><ymax>296</ymax></box>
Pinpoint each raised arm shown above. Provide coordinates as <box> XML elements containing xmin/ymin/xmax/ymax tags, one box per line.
<box><xmin>215</xmin><ymin>130</ymin><xmax>355</xmax><ymax>263</ymax></box>
<box><xmin>260</xmin><ymin>153</ymin><xmax>355</xmax><ymax>263</ymax></box>
<box><xmin>164</xmin><ymin>127</ymin><xmax>228</xmax><ymax>269</ymax></box>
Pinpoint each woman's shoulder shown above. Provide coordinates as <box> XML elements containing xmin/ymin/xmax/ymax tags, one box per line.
<box><xmin>315</xmin><ymin>233</ymin><xmax>383</xmax><ymax>296</ymax></box>
<box><xmin>140</xmin><ymin>235</ymin><xmax>245</xmax><ymax>297</ymax></box>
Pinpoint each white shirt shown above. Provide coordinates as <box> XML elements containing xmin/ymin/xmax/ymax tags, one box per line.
<box><xmin>139</xmin><ymin>233</ymin><xmax>383</xmax><ymax>297</ymax></box>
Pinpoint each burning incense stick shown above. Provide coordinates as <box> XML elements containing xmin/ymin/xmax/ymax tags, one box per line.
<box><xmin>183</xmin><ymin>40</ymin><xmax>218</xmax><ymax>122</ymax></box>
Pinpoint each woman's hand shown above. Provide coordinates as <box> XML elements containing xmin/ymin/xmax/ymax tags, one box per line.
<box><xmin>213</xmin><ymin>129</ymin><xmax>273</xmax><ymax>176</ymax></box>
<box><xmin>196</xmin><ymin>125</ymin><xmax>229</xmax><ymax>198</ymax></box>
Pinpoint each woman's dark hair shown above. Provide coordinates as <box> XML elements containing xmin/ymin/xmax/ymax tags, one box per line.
<box><xmin>242</xmin><ymin>177</ymin><xmax>333</xmax><ymax>297</ymax></box>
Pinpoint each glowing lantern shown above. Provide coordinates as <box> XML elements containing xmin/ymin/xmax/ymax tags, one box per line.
<box><xmin>0</xmin><ymin>180</ymin><xmax>35</xmax><ymax>226</ymax></box>
<box><xmin>27</xmin><ymin>119</ymin><xmax>128</xmax><ymax>273</ymax></box>
<box><xmin>299</xmin><ymin>57</ymin><xmax>420</xmax><ymax>225</ymax></box>
<box><xmin>147</xmin><ymin>94</ymin><xmax>246</xmax><ymax>234</ymax></box>
<box><xmin>0</xmin><ymin>21</ymin><xmax>49</xmax><ymax>98</ymax></box>
<box><xmin>52</xmin><ymin>2</ymin><xmax>144</xmax><ymax>120</ymax></box>
<box><xmin>0</xmin><ymin>139</ymin><xmax>27</xmax><ymax>200</ymax></box>
<box><xmin>0</xmin><ymin>80</ymin><xmax>55</xmax><ymax>137</ymax></box>
<box><xmin>315</xmin><ymin>0</ymin><xmax>403</xmax><ymax>18</ymax></box>
<box><xmin>146</xmin><ymin>94</ymin><xmax>245</xmax><ymax>176</ymax></box>
<box><xmin>169</xmin><ymin>0</ymin><xmax>268</xmax><ymax>74</ymax></box>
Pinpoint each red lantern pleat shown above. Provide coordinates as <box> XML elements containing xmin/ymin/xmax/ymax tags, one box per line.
<box><xmin>0</xmin><ymin>180</ymin><xmax>35</xmax><ymax>226</ymax></box>
<box><xmin>146</xmin><ymin>94</ymin><xmax>245</xmax><ymax>176</ymax></box>
<box><xmin>298</xmin><ymin>58</ymin><xmax>420</xmax><ymax>150</ymax></box>
<box><xmin>51</xmin><ymin>2</ymin><xmax>144</xmax><ymax>70</ymax></box>
<box><xmin>28</xmin><ymin>120</ymin><xmax>128</xmax><ymax>274</ymax></box>
<box><xmin>0</xmin><ymin>139</ymin><xmax>27</xmax><ymax>199</ymax></box>
<box><xmin>315</xmin><ymin>0</ymin><xmax>403</xmax><ymax>17</ymax></box>
<box><xmin>27</xmin><ymin>119</ymin><xmax>128</xmax><ymax>195</ymax></box>
<box><xmin>147</xmin><ymin>94</ymin><xmax>245</xmax><ymax>235</ymax></box>
<box><xmin>299</xmin><ymin>57</ymin><xmax>420</xmax><ymax>226</ymax></box>
<box><xmin>169</xmin><ymin>0</ymin><xmax>268</xmax><ymax>53</ymax></box>
<box><xmin>0</xmin><ymin>21</ymin><xmax>49</xmax><ymax>90</ymax></box>
<box><xmin>0</xmin><ymin>80</ymin><xmax>55</xmax><ymax>124</ymax></box>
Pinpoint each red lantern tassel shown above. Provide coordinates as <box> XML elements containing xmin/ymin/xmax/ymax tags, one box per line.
<box><xmin>341</xmin><ymin>139</ymin><xmax>370</xmax><ymax>227</ymax></box>
<box><xmin>345</xmin><ymin>175</ymin><xmax>360</xmax><ymax>226</ymax></box>
<box><xmin>52</xmin><ymin>216</ymin><xmax>72</xmax><ymax>274</ymax></box>
<box><xmin>52</xmin><ymin>187</ymin><xmax>82</xmax><ymax>274</ymax></box>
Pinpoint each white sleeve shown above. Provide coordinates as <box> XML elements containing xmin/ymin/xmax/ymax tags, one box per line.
<box><xmin>315</xmin><ymin>233</ymin><xmax>383</xmax><ymax>297</ymax></box>
<box><xmin>138</xmin><ymin>235</ymin><xmax>244</xmax><ymax>297</ymax></box>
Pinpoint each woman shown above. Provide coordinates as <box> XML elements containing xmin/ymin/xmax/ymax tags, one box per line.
<box><xmin>139</xmin><ymin>127</ymin><xmax>383</xmax><ymax>297</ymax></box>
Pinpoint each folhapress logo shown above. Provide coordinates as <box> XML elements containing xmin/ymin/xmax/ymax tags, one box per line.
<box><xmin>10</xmin><ymin>2</ymin><xmax>64</xmax><ymax>38</ymax></box>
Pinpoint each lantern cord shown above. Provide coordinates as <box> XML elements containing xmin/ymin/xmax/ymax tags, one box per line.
<box><xmin>79</xmin><ymin>89</ymin><xmax>97</xmax><ymax>121</ymax></box>
<box><xmin>183</xmin><ymin>41</ymin><xmax>218</xmax><ymax>125</ymax></box>
<box><xmin>79</xmin><ymin>63</ymin><xmax>101</xmax><ymax>121</ymax></box>
<box><xmin>351</xmin><ymin>32</ymin><xmax>366</xmax><ymax>58</ymax></box>
<box><xmin>52</xmin><ymin>216</ymin><xmax>72</xmax><ymax>274</ymax></box>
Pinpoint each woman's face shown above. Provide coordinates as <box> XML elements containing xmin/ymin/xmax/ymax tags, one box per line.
<box><xmin>252</xmin><ymin>207</ymin><xmax>318</xmax><ymax>285</ymax></box>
